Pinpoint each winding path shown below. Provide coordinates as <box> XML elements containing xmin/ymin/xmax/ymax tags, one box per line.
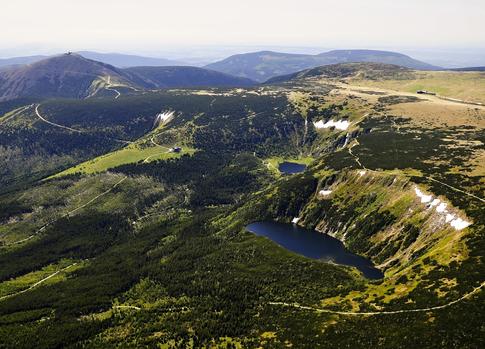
<box><xmin>0</xmin><ymin>262</ymin><xmax>78</xmax><ymax>301</ymax></box>
<box><xmin>269</xmin><ymin>281</ymin><xmax>485</xmax><ymax>316</ymax></box>
<box><xmin>35</xmin><ymin>104</ymin><xmax>132</xmax><ymax>144</ymax></box>
<box><xmin>348</xmin><ymin>140</ymin><xmax>366</xmax><ymax>169</ymax></box>
<box><xmin>35</xmin><ymin>104</ymin><xmax>82</xmax><ymax>133</ymax></box>
<box><xmin>3</xmin><ymin>177</ymin><xmax>127</xmax><ymax>246</ymax></box>
<box><xmin>105</xmin><ymin>76</ymin><xmax>121</xmax><ymax>99</ymax></box>
<box><xmin>5</xmin><ymin>109</ymin><xmax>176</xmax><ymax>246</ymax></box>
<box><xmin>143</xmin><ymin>133</ymin><xmax>173</xmax><ymax>163</ymax></box>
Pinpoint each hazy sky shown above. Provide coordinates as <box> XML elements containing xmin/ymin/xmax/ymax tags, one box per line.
<box><xmin>1</xmin><ymin>0</ymin><xmax>483</xmax><ymax>56</ymax></box>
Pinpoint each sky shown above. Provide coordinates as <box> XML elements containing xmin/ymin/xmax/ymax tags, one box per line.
<box><xmin>0</xmin><ymin>0</ymin><xmax>484</xmax><ymax>61</ymax></box>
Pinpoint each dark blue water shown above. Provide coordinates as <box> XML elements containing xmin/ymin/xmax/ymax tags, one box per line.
<box><xmin>247</xmin><ymin>221</ymin><xmax>383</xmax><ymax>279</ymax></box>
<box><xmin>278</xmin><ymin>161</ymin><xmax>306</xmax><ymax>174</ymax></box>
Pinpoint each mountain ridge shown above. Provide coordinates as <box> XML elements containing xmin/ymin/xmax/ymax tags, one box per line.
<box><xmin>0</xmin><ymin>53</ymin><xmax>132</xmax><ymax>101</ymax></box>
<box><xmin>0</xmin><ymin>54</ymin><xmax>256</xmax><ymax>101</ymax></box>
<box><xmin>0</xmin><ymin>52</ymin><xmax>187</xmax><ymax>69</ymax></box>
<box><xmin>206</xmin><ymin>49</ymin><xmax>441</xmax><ymax>81</ymax></box>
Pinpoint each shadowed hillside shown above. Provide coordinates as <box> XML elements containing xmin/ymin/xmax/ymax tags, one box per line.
<box><xmin>0</xmin><ymin>54</ymin><xmax>256</xmax><ymax>102</ymax></box>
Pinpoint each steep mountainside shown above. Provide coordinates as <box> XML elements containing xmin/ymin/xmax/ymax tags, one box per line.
<box><xmin>205</xmin><ymin>49</ymin><xmax>440</xmax><ymax>81</ymax></box>
<box><xmin>0</xmin><ymin>54</ymin><xmax>134</xmax><ymax>101</ymax></box>
<box><xmin>0</xmin><ymin>55</ymin><xmax>256</xmax><ymax>102</ymax></box>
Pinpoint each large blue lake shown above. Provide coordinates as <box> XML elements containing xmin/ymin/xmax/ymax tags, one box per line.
<box><xmin>278</xmin><ymin>161</ymin><xmax>306</xmax><ymax>174</ymax></box>
<box><xmin>247</xmin><ymin>221</ymin><xmax>383</xmax><ymax>279</ymax></box>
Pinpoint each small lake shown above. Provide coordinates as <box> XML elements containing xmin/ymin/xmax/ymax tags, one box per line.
<box><xmin>278</xmin><ymin>161</ymin><xmax>306</xmax><ymax>174</ymax></box>
<box><xmin>247</xmin><ymin>221</ymin><xmax>383</xmax><ymax>279</ymax></box>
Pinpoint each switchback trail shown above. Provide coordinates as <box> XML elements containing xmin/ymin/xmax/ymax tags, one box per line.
<box><xmin>348</xmin><ymin>140</ymin><xmax>366</xmax><ymax>169</ymax></box>
<box><xmin>3</xmin><ymin>176</ymin><xmax>127</xmax><ymax>246</ymax></box>
<box><xmin>105</xmin><ymin>76</ymin><xmax>121</xmax><ymax>99</ymax></box>
<box><xmin>0</xmin><ymin>262</ymin><xmax>78</xmax><ymax>301</ymax></box>
<box><xmin>269</xmin><ymin>281</ymin><xmax>485</xmax><ymax>316</ymax></box>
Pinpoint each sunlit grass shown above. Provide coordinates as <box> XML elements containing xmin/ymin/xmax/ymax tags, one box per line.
<box><xmin>0</xmin><ymin>259</ymin><xmax>84</xmax><ymax>299</ymax></box>
<box><xmin>52</xmin><ymin>143</ymin><xmax>196</xmax><ymax>177</ymax></box>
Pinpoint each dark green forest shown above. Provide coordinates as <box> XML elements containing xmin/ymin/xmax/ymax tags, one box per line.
<box><xmin>0</xmin><ymin>67</ymin><xmax>484</xmax><ymax>348</ymax></box>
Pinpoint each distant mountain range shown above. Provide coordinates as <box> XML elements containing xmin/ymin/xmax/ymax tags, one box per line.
<box><xmin>449</xmin><ymin>66</ymin><xmax>485</xmax><ymax>72</ymax></box>
<box><xmin>206</xmin><ymin>49</ymin><xmax>442</xmax><ymax>82</ymax></box>
<box><xmin>0</xmin><ymin>51</ymin><xmax>187</xmax><ymax>69</ymax></box>
<box><xmin>3</xmin><ymin>49</ymin><xmax>478</xmax><ymax>102</ymax></box>
<box><xmin>0</xmin><ymin>54</ymin><xmax>255</xmax><ymax>101</ymax></box>
<box><xmin>0</xmin><ymin>55</ymin><xmax>48</xmax><ymax>68</ymax></box>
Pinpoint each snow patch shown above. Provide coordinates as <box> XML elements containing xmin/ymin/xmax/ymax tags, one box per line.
<box><xmin>313</xmin><ymin>119</ymin><xmax>350</xmax><ymax>131</ymax></box>
<box><xmin>445</xmin><ymin>213</ymin><xmax>455</xmax><ymax>223</ymax></box>
<box><xmin>155</xmin><ymin>111</ymin><xmax>175</xmax><ymax>126</ymax></box>
<box><xmin>436</xmin><ymin>203</ymin><xmax>447</xmax><ymax>213</ymax></box>
<box><xmin>450</xmin><ymin>218</ymin><xmax>471</xmax><ymax>231</ymax></box>
<box><xmin>414</xmin><ymin>186</ymin><xmax>471</xmax><ymax>231</ymax></box>
<box><xmin>429</xmin><ymin>199</ymin><xmax>440</xmax><ymax>207</ymax></box>
<box><xmin>414</xmin><ymin>187</ymin><xmax>432</xmax><ymax>203</ymax></box>
<box><xmin>319</xmin><ymin>190</ymin><xmax>333</xmax><ymax>196</ymax></box>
